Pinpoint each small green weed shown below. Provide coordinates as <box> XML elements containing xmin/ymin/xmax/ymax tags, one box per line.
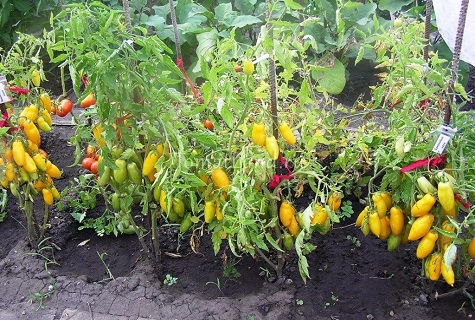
<box><xmin>163</xmin><ymin>274</ymin><xmax>178</xmax><ymax>286</ymax></box>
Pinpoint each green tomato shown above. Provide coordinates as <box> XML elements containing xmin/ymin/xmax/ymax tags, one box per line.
<box><xmin>113</xmin><ymin>159</ymin><xmax>128</xmax><ymax>184</ymax></box>
<box><xmin>393</xmin><ymin>18</ymin><xmax>403</xmax><ymax>28</ymax></box>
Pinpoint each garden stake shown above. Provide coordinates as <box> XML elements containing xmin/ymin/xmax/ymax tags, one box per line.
<box><xmin>444</xmin><ymin>0</ymin><xmax>470</xmax><ymax>125</ymax></box>
<box><xmin>122</xmin><ymin>0</ymin><xmax>133</xmax><ymax>35</ymax></box>
<box><xmin>423</xmin><ymin>0</ymin><xmax>432</xmax><ymax>62</ymax></box>
<box><xmin>264</xmin><ymin>0</ymin><xmax>287</xmax><ymax>278</ymax></box>
<box><xmin>168</xmin><ymin>0</ymin><xmax>203</xmax><ymax>103</ymax></box>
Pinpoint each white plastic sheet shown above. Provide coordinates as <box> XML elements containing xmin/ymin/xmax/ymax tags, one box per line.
<box><xmin>432</xmin><ymin>0</ymin><xmax>475</xmax><ymax>66</ymax></box>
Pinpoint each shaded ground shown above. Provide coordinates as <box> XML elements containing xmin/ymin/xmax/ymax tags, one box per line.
<box><xmin>1</xmin><ymin>62</ymin><xmax>475</xmax><ymax>319</ymax></box>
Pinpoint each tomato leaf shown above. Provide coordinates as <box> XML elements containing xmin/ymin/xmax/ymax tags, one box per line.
<box><xmin>295</xmin><ymin>231</ymin><xmax>310</xmax><ymax>284</ymax></box>
<box><xmin>265</xmin><ymin>233</ymin><xmax>284</xmax><ymax>253</ymax></box>
<box><xmin>443</xmin><ymin>243</ymin><xmax>457</xmax><ymax>267</ymax></box>
<box><xmin>212</xmin><ymin>230</ymin><xmax>223</xmax><ymax>255</ymax></box>
<box><xmin>283</xmin><ymin>0</ymin><xmax>304</xmax><ymax>10</ymax></box>
<box><xmin>219</xmin><ymin>104</ymin><xmax>234</xmax><ymax>129</ymax></box>
<box><xmin>189</xmin><ymin>132</ymin><xmax>217</xmax><ymax>148</ymax></box>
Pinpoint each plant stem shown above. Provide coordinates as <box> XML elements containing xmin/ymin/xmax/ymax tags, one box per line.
<box><xmin>60</xmin><ymin>66</ymin><xmax>66</xmax><ymax>99</ymax></box>
<box><xmin>125</xmin><ymin>211</ymin><xmax>152</xmax><ymax>260</ymax></box>
<box><xmin>435</xmin><ymin>275</ymin><xmax>474</xmax><ymax>300</ymax></box>
<box><xmin>24</xmin><ymin>198</ymin><xmax>37</xmax><ymax>248</ymax></box>
<box><xmin>39</xmin><ymin>202</ymin><xmax>49</xmax><ymax>240</ymax></box>
<box><xmin>150</xmin><ymin>208</ymin><xmax>161</xmax><ymax>263</ymax></box>
<box><xmin>254</xmin><ymin>246</ymin><xmax>277</xmax><ymax>271</ymax></box>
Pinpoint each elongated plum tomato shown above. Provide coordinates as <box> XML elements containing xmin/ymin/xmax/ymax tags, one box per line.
<box><xmin>80</xmin><ymin>92</ymin><xmax>96</xmax><ymax>108</ymax></box>
<box><xmin>56</xmin><ymin>99</ymin><xmax>73</xmax><ymax>117</ymax></box>
<box><xmin>243</xmin><ymin>60</ymin><xmax>254</xmax><ymax>76</ymax></box>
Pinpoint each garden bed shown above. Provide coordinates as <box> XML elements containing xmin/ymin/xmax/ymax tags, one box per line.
<box><xmin>1</xmin><ymin>110</ymin><xmax>473</xmax><ymax>319</ymax></box>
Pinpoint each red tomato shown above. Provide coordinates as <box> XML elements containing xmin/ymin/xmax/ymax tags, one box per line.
<box><xmin>204</xmin><ymin>119</ymin><xmax>214</xmax><ymax>131</ymax></box>
<box><xmin>90</xmin><ymin>160</ymin><xmax>99</xmax><ymax>174</ymax></box>
<box><xmin>56</xmin><ymin>99</ymin><xmax>73</xmax><ymax>117</ymax></box>
<box><xmin>82</xmin><ymin>157</ymin><xmax>95</xmax><ymax>171</ymax></box>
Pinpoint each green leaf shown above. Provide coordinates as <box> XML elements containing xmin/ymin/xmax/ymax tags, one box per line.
<box><xmin>313</xmin><ymin>57</ymin><xmax>346</xmax><ymax>95</ymax></box>
<box><xmin>0</xmin><ymin>127</ymin><xmax>9</xmax><ymax>136</ymax></box>
<box><xmin>144</xmin><ymin>15</ymin><xmax>166</xmax><ymax>29</ymax></box>
<box><xmin>251</xmin><ymin>233</ymin><xmax>269</xmax><ymax>251</ymax></box>
<box><xmin>212</xmin><ymin>230</ymin><xmax>223</xmax><ymax>255</ymax></box>
<box><xmin>235</xmin><ymin>0</ymin><xmax>256</xmax><ymax>15</ymax></box>
<box><xmin>295</xmin><ymin>231</ymin><xmax>310</xmax><ymax>283</ymax></box>
<box><xmin>265</xmin><ymin>233</ymin><xmax>284</xmax><ymax>252</ymax></box>
<box><xmin>13</xmin><ymin>0</ymin><xmax>30</xmax><ymax>13</ymax></box>
<box><xmin>71</xmin><ymin>212</ymin><xmax>86</xmax><ymax>223</ymax></box>
<box><xmin>284</xmin><ymin>0</ymin><xmax>304</xmax><ymax>10</ymax></box>
<box><xmin>196</xmin><ymin>29</ymin><xmax>218</xmax><ymax>62</ymax></box>
<box><xmin>189</xmin><ymin>131</ymin><xmax>217</xmax><ymax>148</ymax></box>
<box><xmin>214</xmin><ymin>3</ymin><xmax>237</xmax><ymax>27</ymax></box>
<box><xmin>325</xmin><ymin>205</ymin><xmax>340</xmax><ymax>223</ymax></box>
<box><xmin>341</xmin><ymin>2</ymin><xmax>377</xmax><ymax>25</ymax></box>
<box><xmin>230</xmin><ymin>15</ymin><xmax>262</xmax><ymax>28</ymax></box>
<box><xmin>219</xmin><ymin>105</ymin><xmax>234</xmax><ymax>129</ymax></box>
<box><xmin>180</xmin><ymin>172</ymin><xmax>207</xmax><ymax>188</ymax></box>
<box><xmin>378</xmin><ymin>0</ymin><xmax>412</xmax><ymax>12</ymax></box>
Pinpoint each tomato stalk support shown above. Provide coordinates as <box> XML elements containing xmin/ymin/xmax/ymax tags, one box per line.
<box><xmin>444</xmin><ymin>0</ymin><xmax>470</xmax><ymax>125</ymax></box>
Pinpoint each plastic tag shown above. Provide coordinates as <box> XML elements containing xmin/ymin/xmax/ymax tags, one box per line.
<box><xmin>0</xmin><ymin>75</ymin><xmax>11</xmax><ymax>104</ymax></box>
<box><xmin>432</xmin><ymin>125</ymin><xmax>457</xmax><ymax>154</ymax></box>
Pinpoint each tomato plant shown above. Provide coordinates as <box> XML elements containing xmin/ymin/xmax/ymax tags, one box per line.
<box><xmin>27</xmin><ymin>0</ymin><xmax>473</xmax><ymax>293</ymax></box>
<box><xmin>0</xmin><ymin>36</ymin><xmax>63</xmax><ymax>249</ymax></box>
<box><xmin>354</xmin><ymin>19</ymin><xmax>475</xmax><ymax>290</ymax></box>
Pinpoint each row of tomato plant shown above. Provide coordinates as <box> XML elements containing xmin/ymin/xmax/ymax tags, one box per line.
<box><xmin>1</xmin><ymin>1</ymin><xmax>474</xmax><ymax>294</ymax></box>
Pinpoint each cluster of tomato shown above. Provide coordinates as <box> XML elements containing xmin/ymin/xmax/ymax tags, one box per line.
<box><xmin>1</xmin><ymin>94</ymin><xmax>62</xmax><ymax>205</ymax></box>
<box><xmin>250</xmin><ymin>121</ymin><xmax>296</xmax><ymax>160</ymax></box>
<box><xmin>356</xmin><ymin>170</ymin><xmax>475</xmax><ymax>287</ymax></box>
<box><xmin>278</xmin><ymin>192</ymin><xmax>341</xmax><ymax>250</ymax></box>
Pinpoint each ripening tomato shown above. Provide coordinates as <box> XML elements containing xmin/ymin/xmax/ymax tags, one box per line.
<box><xmin>82</xmin><ymin>157</ymin><xmax>95</xmax><ymax>171</ymax></box>
<box><xmin>211</xmin><ymin>168</ymin><xmax>230</xmax><ymax>191</ymax></box>
<box><xmin>32</xmin><ymin>69</ymin><xmax>41</xmax><ymax>87</ymax></box>
<box><xmin>468</xmin><ymin>237</ymin><xmax>475</xmax><ymax>260</ymax></box>
<box><xmin>80</xmin><ymin>92</ymin><xmax>96</xmax><ymax>108</ymax></box>
<box><xmin>86</xmin><ymin>145</ymin><xmax>97</xmax><ymax>159</ymax></box>
<box><xmin>204</xmin><ymin>119</ymin><xmax>214</xmax><ymax>131</ymax></box>
<box><xmin>90</xmin><ymin>160</ymin><xmax>99</xmax><ymax>175</ymax></box>
<box><xmin>56</xmin><ymin>99</ymin><xmax>73</xmax><ymax>117</ymax></box>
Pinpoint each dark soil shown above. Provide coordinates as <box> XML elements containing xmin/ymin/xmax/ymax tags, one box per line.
<box><xmin>1</xmin><ymin>62</ymin><xmax>475</xmax><ymax>319</ymax></box>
